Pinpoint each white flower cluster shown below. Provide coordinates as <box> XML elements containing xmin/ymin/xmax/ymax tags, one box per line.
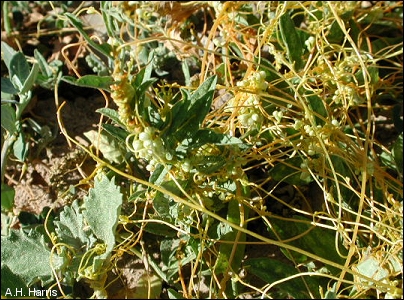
<box><xmin>332</xmin><ymin>83</ymin><xmax>363</xmax><ymax>106</ymax></box>
<box><xmin>299</xmin><ymin>119</ymin><xmax>340</xmax><ymax>157</ymax></box>
<box><xmin>208</xmin><ymin>1</ymin><xmax>224</xmax><ymax>15</ymax></box>
<box><xmin>300</xmin><ymin>157</ymin><xmax>322</xmax><ymax>182</ymax></box>
<box><xmin>237</xmin><ymin>71</ymin><xmax>268</xmax><ymax>91</ymax></box>
<box><xmin>237</xmin><ymin>94</ymin><xmax>263</xmax><ymax>127</ymax></box>
<box><xmin>229</xmin><ymin>71</ymin><xmax>268</xmax><ymax>129</ymax></box>
<box><xmin>131</xmin><ymin>127</ymin><xmax>170</xmax><ymax>171</ymax></box>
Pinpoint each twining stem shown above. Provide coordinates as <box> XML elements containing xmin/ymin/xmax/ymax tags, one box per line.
<box><xmin>217</xmin><ymin>181</ymin><xmax>250</xmax><ymax>297</ymax></box>
<box><xmin>56</xmin><ymin>101</ymin><xmax>401</xmax><ymax>295</ymax></box>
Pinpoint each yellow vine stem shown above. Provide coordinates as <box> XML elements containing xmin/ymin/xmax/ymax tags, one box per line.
<box><xmin>48</xmin><ymin>242</ymin><xmax>77</xmax><ymax>299</ymax></box>
<box><xmin>199</xmin><ymin>1</ymin><xmax>237</xmax><ymax>83</ymax></box>
<box><xmin>263</xmin><ymin>271</ymin><xmax>358</xmax><ymax>298</ymax></box>
<box><xmin>328</xmin><ymin>3</ymin><xmax>375</xmax><ymax>294</ymax></box>
<box><xmin>55</xmin><ymin>101</ymin><xmax>401</xmax><ymax>296</ymax></box>
<box><xmin>60</xmin><ymin>40</ymin><xmax>110</xmax><ymax>155</ymax></box>
<box><xmin>217</xmin><ymin>180</ymin><xmax>247</xmax><ymax>297</ymax></box>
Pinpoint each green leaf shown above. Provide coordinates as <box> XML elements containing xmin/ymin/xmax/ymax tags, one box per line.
<box><xmin>1</xmin><ymin>77</ymin><xmax>19</xmax><ymax>95</ymax></box>
<box><xmin>129</xmin><ymin>273</ymin><xmax>162</xmax><ymax>299</ymax></box>
<box><xmin>1</xmin><ymin>104</ymin><xmax>17</xmax><ymax>135</ymax></box>
<box><xmin>20</xmin><ymin>63</ymin><xmax>39</xmax><ymax>94</ymax></box>
<box><xmin>392</xmin><ymin>133</ymin><xmax>403</xmax><ymax>177</ymax></box>
<box><xmin>182</xmin><ymin>59</ymin><xmax>192</xmax><ymax>87</ymax></box>
<box><xmin>96</xmin><ymin>107</ymin><xmax>125</xmax><ymax>127</ymax></box>
<box><xmin>167</xmin><ymin>288</ymin><xmax>185</xmax><ymax>299</ymax></box>
<box><xmin>244</xmin><ymin>257</ymin><xmax>321</xmax><ymax>299</ymax></box>
<box><xmin>54</xmin><ymin>200</ymin><xmax>95</xmax><ymax>249</ymax></box>
<box><xmin>180</xmin><ymin>129</ymin><xmax>248</xmax><ymax>151</ymax></box>
<box><xmin>154</xmin><ymin>179</ymin><xmax>188</xmax><ymax>221</ymax></box>
<box><xmin>193</xmin><ymin>154</ymin><xmax>227</xmax><ymax>174</ymax></box>
<box><xmin>160</xmin><ymin>237</ymin><xmax>196</xmax><ymax>282</ymax></box>
<box><xmin>101</xmin><ymin>123</ymin><xmax>128</xmax><ymax>143</ymax></box>
<box><xmin>34</xmin><ymin>49</ymin><xmax>53</xmax><ymax>78</ymax></box>
<box><xmin>61</xmin><ymin>75</ymin><xmax>113</xmax><ymax>91</ymax></box>
<box><xmin>84</xmin><ymin>129</ymin><xmax>124</xmax><ymax>164</ymax></box>
<box><xmin>215</xmin><ymin>196</ymin><xmax>249</xmax><ymax>271</ymax></box>
<box><xmin>0</xmin><ymin>41</ymin><xmax>17</xmax><ymax>71</ymax></box>
<box><xmin>34</xmin><ymin>51</ymin><xmax>63</xmax><ymax>89</ymax></box>
<box><xmin>13</xmin><ymin>131</ymin><xmax>28</xmax><ymax>162</ymax></box>
<box><xmin>64</xmin><ymin>13</ymin><xmax>112</xmax><ymax>60</ymax></box>
<box><xmin>1</xmin><ymin>183</ymin><xmax>15</xmax><ymax>211</ymax></box>
<box><xmin>1</xmin><ymin>265</ymin><xmax>30</xmax><ymax>298</ymax></box>
<box><xmin>328</xmin><ymin>154</ymin><xmax>355</xmax><ymax>207</ymax></box>
<box><xmin>143</xmin><ymin>50</ymin><xmax>154</xmax><ymax>84</ymax></box>
<box><xmin>269</xmin><ymin>156</ymin><xmax>313</xmax><ymax>185</ymax></box>
<box><xmin>327</xmin><ymin>20</ymin><xmax>345</xmax><ymax>44</ymax></box>
<box><xmin>279</xmin><ymin>13</ymin><xmax>304</xmax><ymax>71</ymax></box>
<box><xmin>142</xmin><ymin>221</ymin><xmax>176</xmax><ymax>237</ymax></box>
<box><xmin>149</xmin><ymin>164</ymin><xmax>169</xmax><ymax>186</ymax></box>
<box><xmin>9</xmin><ymin>52</ymin><xmax>30</xmax><ymax>92</ymax></box>
<box><xmin>1</xmin><ymin>229</ymin><xmax>63</xmax><ymax>286</ymax></box>
<box><xmin>267</xmin><ymin>216</ymin><xmax>347</xmax><ymax>275</ymax></box>
<box><xmin>163</xmin><ymin>75</ymin><xmax>217</xmax><ymax>144</ymax></box>
<box><xmin>136</xmin><ymin>78</ymin><xmax>159</xmax><ymax>124</ymax></box>
<box><xmin>306</xmin><ymin>94</ymin><xmax>327</xmax><ymax>126</ymax></box>
<box><xmin>83</xmin><ymin>174</ymin><xmax>122</xmax><ymax>252</ymax></box>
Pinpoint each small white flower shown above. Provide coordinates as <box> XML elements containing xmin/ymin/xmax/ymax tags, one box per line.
<box><xmin>132</xmin><ymin>140</ymin><xmax>143</xmax><ymax>151</ymax></box>
<box><xmin>294</xmin><ymin>119</ymin><xmax>303</xmax><ymax>130</ymax></box>
<box><xmin>139</xmin><ymin>132</ymin><xmax>150</xmax><ymax>141</ymax></box>
<box><xmin>305</xmin><ymin>36</ymin><xmax>315</xmax><ymax>51</ymax></box>
<box><xmin>331</xmin><ymin>119</ymin><xmax>339</xmax><ymax>127</ymax></box>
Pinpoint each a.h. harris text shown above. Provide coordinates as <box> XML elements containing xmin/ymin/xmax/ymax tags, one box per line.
<box><xmin>3</xmin><ymin>287</ymin><xmax>58</xmax><ymax>298</ymax></box>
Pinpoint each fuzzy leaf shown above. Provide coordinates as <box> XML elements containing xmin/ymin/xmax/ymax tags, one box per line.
<box><xmin>355</xmin><ymin>255</ymin><xmax>389</xmax><ymax>284</ymax></box>
<box><xmin>1</xmin><ymin>229</ymin><xmax>63</xmax><ymax>286</ymax></box>
<box><xmin>82</xmin><ymin>174</ymin><xmax>122</xmax><ymax>252</ymax></box>
<box><xmin>54</xmin><ymin>200</ymin><xmax>95</xmax><ymax>249</ymax></box>
<box><xmin>1</xmin><ymin>183</ymin><xmax>15</xmax><ymax>211</ymax></box>
<box><xmin>1</xmin><ymin>265</ymin><xmax>30</xmax><ymax>298</ymax></box>
<box><xmin>84</xmin><ymin>130</ymin><xmax>124</xmax><ymax>164</ymax></box>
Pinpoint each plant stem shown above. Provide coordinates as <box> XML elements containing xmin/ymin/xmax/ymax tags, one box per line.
<box><xmin>1</xmin><ymin>135</ymin><xmax>16</xmax><ymax>183</ymax></box>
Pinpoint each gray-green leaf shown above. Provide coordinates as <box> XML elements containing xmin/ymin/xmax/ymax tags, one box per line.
<box><xmin>1</xmin><ymin>229</ymin><xmax>63</xmax><ymax>286</ymax></box>
<box><xmin>83</xmin><ymin>174</ymin><xmax>122</xmax><ymax>252</ymax></box>
<box><xmin>54</xmin><ymin>200</ymin><xmax>95</xmax><ymax>249</ymax></box>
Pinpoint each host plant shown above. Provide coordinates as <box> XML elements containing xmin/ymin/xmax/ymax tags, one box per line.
<box><xmin>1</xmin><ymin>1</ymin><xmax>402</xmax><ymax>299</ymax></box>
